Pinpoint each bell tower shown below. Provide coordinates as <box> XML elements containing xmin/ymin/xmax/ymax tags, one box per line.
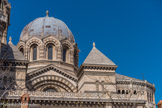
<box><xmin>0</xmin><ymin>0</ymin><xmax>11</xmax><ymax>51</ymax></box>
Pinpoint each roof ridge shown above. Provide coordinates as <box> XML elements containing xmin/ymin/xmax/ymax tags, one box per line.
<box><xmin>116</xmin><ymin>73</ymin><xmax>143</xmax><ymax>82</ymax></box>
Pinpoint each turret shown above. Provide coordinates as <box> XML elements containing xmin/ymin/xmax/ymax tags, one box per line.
<box><xmin>0</xmin><ymin>0</ymin><xmax>11</xmax><ymax>53</ymax></box>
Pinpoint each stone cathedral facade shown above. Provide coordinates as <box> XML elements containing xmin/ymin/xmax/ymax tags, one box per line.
<box><xmin>0</xmin><ymin>0</ymin><xmax>156</xmax><ymax>108</ymax></box>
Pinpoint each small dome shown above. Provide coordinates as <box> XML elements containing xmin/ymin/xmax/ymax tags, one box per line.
<box><xmin>20</xmin><ymin>11</ymin><xmax>74</xmax><ymax>42</ymax></box>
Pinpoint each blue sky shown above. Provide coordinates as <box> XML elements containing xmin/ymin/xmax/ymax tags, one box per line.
<box><xmin>8</xmin><ymin>0</ymin><xmax>162</xmax><ymax>104</ymax></box>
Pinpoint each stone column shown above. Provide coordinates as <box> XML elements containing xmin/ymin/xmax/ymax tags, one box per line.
<box><xmin>2</xmin><ymin>30</ymin><xmax>7</xmax><ymax>44</ymax></box>
<box><xmin>137</xmin><ymin>105</ymin><xmax>144</xmax><ymax>108</ymax></box>
<box><xmin>70</xmin><ymin>49</ymin><xmax>74</xmax><ymax>65</ymax></box>
<box><xmin>57</xmin><ymin>47</ymin><xmax>62</xmax><ymax>61</ymax></box>
<box><xmin>106</xmin><ymin>103</ymin><xmax>112</xmax><ymax>108</ymax></box>
<box><xmin>144</xmin><ymin>80</ymin><xmax>148</xmax><ymax>101</ymax></box>
<box><xmin>39</xmin><ymin>45</ymin><xmax>45</xmax><ymax>60</ymax></box>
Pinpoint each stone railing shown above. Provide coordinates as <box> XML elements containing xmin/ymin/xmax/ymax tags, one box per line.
<box><xmin>3</xmin><ymin>90</ymin><xmax>144</xmax><ymax>101</ymax></box>
<box><xmin>110</xmin><ymin>93</ymin><xmax>144</xmax><ymax>101</ymax></box>
<box><xmin>7</xmin><ymin>90</ymin><xmax>107</xmax><ymax>100</ymax></box>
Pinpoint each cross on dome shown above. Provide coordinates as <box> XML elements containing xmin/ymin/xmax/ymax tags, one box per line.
<box><xmin>9</xmin><ymin>36</ymin><xmax>12</xmax><ymax>42</ymax></box>
<box><xmin>8</xmin><ymin>36</ymin><xmax>13</xmax><ymax>44</ymax></box>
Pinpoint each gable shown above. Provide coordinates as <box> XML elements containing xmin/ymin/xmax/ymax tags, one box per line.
<box><xmin>27</xmin><ymin>64</ymin><xmax>77</xmax><ymax>82</ymax></box>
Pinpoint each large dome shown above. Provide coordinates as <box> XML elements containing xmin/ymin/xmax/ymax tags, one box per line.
<box><xmin>20</xmin><ymin>11</ymin><xmax>75</xmax><ymax>42</ymax></box>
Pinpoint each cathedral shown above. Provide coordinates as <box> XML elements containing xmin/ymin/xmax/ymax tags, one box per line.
<box><xmin>0</xmin><ymin>0</ymin><xmax>156</xmax><ymax>108</ymax></box>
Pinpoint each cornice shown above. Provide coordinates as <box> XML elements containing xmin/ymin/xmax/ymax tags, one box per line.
<box><xmin>116</xmin><ymin>80</ymin><xmax>155</xmax><ymax>90</ymax></box>
<box><xmin>78</xmin><ymin>64</ymin><xmax>117</xmax><ymax>80</ymax></box>
<box><xmin>0</xmin><ymin>60</ymin><xmax>28</xmax><ymax>66</ymax></box>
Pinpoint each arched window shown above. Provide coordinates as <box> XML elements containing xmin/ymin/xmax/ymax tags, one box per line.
<box><xmin>147</xmin><ymin>92</ymin><xmax>149</xmax><ymax>102</ymax></box>
<box><xmin>63</xmin><ymin>46</ymin><xmax>70</xmax><ymax>63</ymax></box>
<box><xmin>74</xmin><ymin>50</ymin><xmax>78</xmax><ymax>66</ymax></box>
<box><xmin>33</xmin><ymin>45</ymin><xmax>37</xmax><ymax>60</ymax></box>
<box><xmin>0</xmin><ymin>0</ymin><xmax>4</xmax><ymax>10</ymax></box>
<box><xmin>122</xmin><ymin>90</ymin><xmax>125</xmax><ymax>94</ymax></box>
<box><xmin>46</xmin><ymin>44</ymin><xmax>56</xmax><ymax>60</ymax></box>
<box><xmin>134</xmin><ymin>90</ymin><xmax>137</xmax><ymax>95</ymax></box>
<box><xmin>118</xmin><ymin>90</ymin><xmax>120</xmax><ymax>94</ymax></box>
<box><xmin>30</xmin><ymin>44</ymin><xmax>37</xmax><ymax>61</ymax></box>
<box><xmin>63</xmin><ymin>48</ymin><xmax>67</xmax><ymax>62</ymax></box>
<box><xmin>150</xmin><ymin>93</ymin><xmax>153</xmax><ymax>102</ymax></box>
<box><xmin>48</xmin><ymin>45</ymin><xmax>53</xmax><ymax>60</ymax></box>
<box><xmin>20</xmin><ymin>48</ymin><xmax>24</xmax><ymax>55</ymax></box>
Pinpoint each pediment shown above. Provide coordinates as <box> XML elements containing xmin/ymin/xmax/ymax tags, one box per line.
<box><xmin>27</xmin><ymin>64</ymin><xmax>77</xmax><ymax>82</ymax></box>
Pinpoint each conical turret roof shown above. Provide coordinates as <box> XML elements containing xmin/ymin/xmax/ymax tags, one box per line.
<box><xmin>0</xmin><ymin>37</ymin><xmax>27</xmax><ymax>61</ymax></box>
<box><xmin>83</xmin><ymin>44</ymin><xmax>115</xmax><ymax>66</ymax></box>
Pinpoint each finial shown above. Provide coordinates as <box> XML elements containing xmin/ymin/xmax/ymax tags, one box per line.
<box><xmin>93</xmin><ymin>42</ymin><xmax>95</xmax><ymax>47</ymax></box>
<box><xmin>9</xmin><ymin>36</ymin><xmax>12</xmax><ymax>42</ymax></box>
<box><xmin>46</xmin><ymin>10</ymin><xmax>49</xmax><ymax>17</ymax></box>
<box><xmin>153</xmin><ymin>83</ymin><xmax>155</xmax><ymax>87</ymax></box>
<box><xmin>8</xmin><ymin>36</ymin><xmax>12</xmax><ymax>44</ymax></box>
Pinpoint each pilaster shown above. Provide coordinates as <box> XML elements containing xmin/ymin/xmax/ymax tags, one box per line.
<box><xmin>39</xmin><ymin>45</ymin><xmax>45</xmax><ymax>60</ymax></box>
<box><xmin>57</xmin><ymin>47</ymin><xmax>62</xmax><ymax>61</ymax></box>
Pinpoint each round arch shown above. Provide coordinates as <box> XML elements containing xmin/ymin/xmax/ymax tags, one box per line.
<box><xmin>28</xmin><ymin>75</ymin><xmax>76</xmax><ymax>92</ymax></box>
<box><xmin>26</xmin><ymin>37</ymin><xmax>42</xmax><ymax>61</ymax></box>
